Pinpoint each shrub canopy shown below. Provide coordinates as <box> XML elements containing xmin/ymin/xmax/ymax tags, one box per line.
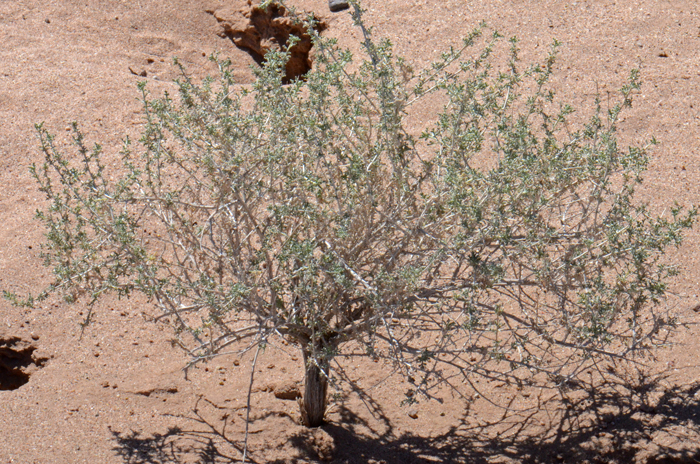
<box><xmin>12</xmin><ymin>1</ymin><xmax>695</xmax><ymax>426</ymax></box>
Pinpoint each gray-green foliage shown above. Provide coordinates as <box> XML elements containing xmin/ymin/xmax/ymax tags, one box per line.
<box><xmin>11</xmin><ymin>0</ymin><xmax>695</xmax><ymax>425</ymax></box>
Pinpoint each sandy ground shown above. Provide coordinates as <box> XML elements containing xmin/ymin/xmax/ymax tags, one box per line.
<box><xmin>1</xmin><ymin>0</ymin><xmax>700</xmax><ymax>462</ymax></box>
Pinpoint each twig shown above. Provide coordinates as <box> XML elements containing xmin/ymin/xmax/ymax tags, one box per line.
<box><xmin>242</xmin><ymin>344</ymin><xmax>261</xmax><ymax>463</ymax></box>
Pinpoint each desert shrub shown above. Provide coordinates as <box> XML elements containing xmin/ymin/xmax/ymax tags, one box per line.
<box><xmin>8</xmin><ymin>0</ymin><xmax>695</xmax><ymax>428</ymax></box>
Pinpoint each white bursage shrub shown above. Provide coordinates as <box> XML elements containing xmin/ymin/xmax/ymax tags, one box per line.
<box><xmin>9</xmin><ymin>0</ymin><xmax>695</xmax><ymax>428</ymax></box>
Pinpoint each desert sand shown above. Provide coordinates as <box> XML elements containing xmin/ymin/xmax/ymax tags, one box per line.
<box><xmin>1</xmin><ymin>1</ymin><xmax>699</xmax><ymax>462</ymax></box>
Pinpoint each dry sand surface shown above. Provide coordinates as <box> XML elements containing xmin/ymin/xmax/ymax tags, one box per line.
<box><xmin>1</xmin><ymin>0</ymin><xmax>700</xmax><ymax>462</ymax></box>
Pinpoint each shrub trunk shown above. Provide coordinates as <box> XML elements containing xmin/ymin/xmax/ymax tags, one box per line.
<box><xmin>300</xmin><ymin>349</ymin><xmax>329</xmax><ymax>427</ymax></box>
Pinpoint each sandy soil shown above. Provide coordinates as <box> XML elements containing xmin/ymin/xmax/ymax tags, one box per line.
<box><xmin>1</xmin><ymin>0</ymin><xmax>700</xmax><ymax>462</ymax></box>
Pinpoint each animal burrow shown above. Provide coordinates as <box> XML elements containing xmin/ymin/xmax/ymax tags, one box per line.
<box><xmin>207</xmin><ymin>1</ymin><xmax>327</xmax><ymax>83</ymax></box>
<box><xmin>0</xmin><ymin>335</ymin><xmax>48</xmax><ymax>390</ymax></box>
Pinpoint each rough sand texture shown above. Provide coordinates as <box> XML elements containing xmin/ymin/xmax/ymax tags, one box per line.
<box><xmin>1</xmin><ymin>1</ymin><xmax>699</xmax><ymax>462</ymax></box>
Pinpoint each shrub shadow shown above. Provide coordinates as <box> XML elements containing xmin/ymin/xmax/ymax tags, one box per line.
<box><xmin>110</xmin><ymin>371</ymin><xmax>700</xmax><ymax>463</ymax></box>
<box><xmin>284</xmin><ymin>368</ymin><xmax>700</xmax><ymax>464</ymax></box>
<box><xmin>109</xmin><ymin>395</ymin><xmax>260</xmax><ymax>464</ymax></box>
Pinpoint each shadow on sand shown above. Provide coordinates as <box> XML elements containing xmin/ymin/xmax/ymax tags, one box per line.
<box><xmin>110</xmin><ymin>370</ymin><xmax>700</xmax><ymax>463</ymax></box>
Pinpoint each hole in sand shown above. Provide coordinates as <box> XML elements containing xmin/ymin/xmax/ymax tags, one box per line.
<box><xmin>207</xmin><ymin>1</ymin><xmax>327</xmax><ymax>83</ymax></box>
<box><xmin>0</xmin><ymin>336</ymin><xmax>48</xmax><ymax>390</ymax></box>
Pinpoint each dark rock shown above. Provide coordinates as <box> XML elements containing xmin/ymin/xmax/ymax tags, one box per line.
<box><xmin>329</xmin><ymin>0</ymin><xmax>349</xmax><ymax>12</ymax></box>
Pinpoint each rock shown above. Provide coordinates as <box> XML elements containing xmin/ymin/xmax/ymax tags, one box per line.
<box><xmin>206</xmin><ymin>2</ymin><xmax>327</xmax><ymax>82</ymax></box>
<box><xmin>329</xmin><ymin>0</ymin><xmax>349</xmax><ymax>12</ymax></box>
<box><xmin>407</xmin><ymin>408</ymin><xmax>419</xmax><ymax>419</ymax></box>
<box><xmin>273</xmin><ymin>380</ymin><xmax>301</xmax><ymax>400</ymax></box>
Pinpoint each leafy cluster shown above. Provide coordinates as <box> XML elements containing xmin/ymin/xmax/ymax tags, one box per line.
<box><xmin>11</xmin><ymin>0</ymin><xmax>695</xmax><ymax>423</ymax></box>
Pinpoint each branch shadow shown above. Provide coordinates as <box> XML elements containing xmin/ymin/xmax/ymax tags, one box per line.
<box><xmin>109</xmin><ymin>395</ymin><xmax>265</xmax><ymax>464</ymax></box>
<box><xmin>109</xmin><ymin>370</ymin><xmax>700</xmax><ymax>463</ymax></box>
<box><xmin>284</xmin><ymin>368</ymin><xmax>700</xmax><ymax>463</ymax></box>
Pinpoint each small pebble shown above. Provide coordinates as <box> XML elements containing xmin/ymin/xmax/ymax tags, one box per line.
<box><xmin>329</xmin><ymin>0</ymin><xmax>349</xmax><ymax>12</ymax></box>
